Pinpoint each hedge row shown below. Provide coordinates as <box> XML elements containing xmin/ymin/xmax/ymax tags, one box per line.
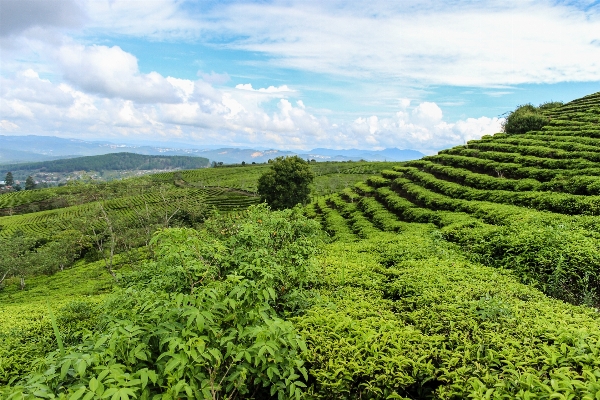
<box><xmin>353</xmin><ymin>181</ymin><xmax>375</xmax><ymax>195</ymax></box>
<box><xmin>467</xmin><ymin>141</ymin><xmax>600</xmax><ymax>163</ymax></box>
<box><xmin>408</xmin><ymin>160</ymin><xmax>542</xmax><ymax>191</ymax></box>
<box><xmin>355</xmin><ymin>195</ymin><xmax>407</xmax><ymax>232</ymax></box>
<box><xmin>396</xmin><ymin>167</ymin><xmax>600</xmax><ymax>215</ymax></box>
<box><xmin>327</xmin><ymin>194</ymin><xmax>379</xmax><ymax>238</ymax></box>
<box><xmin>455</xmin><ymin>148</ymin><xmax>600</xmax><ymax>170</ymax></box>
<box><xmin>313</xmin><ymin>198</ymin><xmax>355</xmax><ymax>242</ymax></box>
<box><xmin>390</xmin><ymin>176</ymin><xmax>600</xmax><ymax>239</ymax></box>
<box><xmin>366</xmin><ymin>183</ymin><xmax>600</xmax><ymax>306</ymax></box>
<box><xmin>375</xmin><ymin>186</ymin><xmax>475</xmax><ymax>228</ymax></box>
<box><xmin>494</xmin><ymin>135</ymin><xmax>600</xmax><ymax>152</ymax></box>
<box><xmin>428</xmin><ymin>154</ymin><xmax>600</xmax><ymax>181</ymax></box>
<box><xmin>409</xmin><ymin>159</ymin><xmax>600</xmax><ymax>195</ymax></box>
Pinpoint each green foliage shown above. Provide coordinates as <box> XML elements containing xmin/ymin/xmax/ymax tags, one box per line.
<box><xmin>295</xmin><ymin>229</ymin><xmax>600</xmax><ymax>399</ymax></box>
<box><xmin>538</xmin><ymin>101</ymin><xmax>563</xmax><ymax>111</ymax></box>
<box><xmin>24</xmin><ymin>176</ymin><xmax>35</xmax><ymax>190</ymax></box>
<box><xmin>4</xmin><ymin>205</ymin><xmax>320</xmax><ymax>398</ymax></box>
<box><xmin>502</xmin><ymin>103</ymin><xmax>550</xmax><ymax>134</ymax></box>
<box><xmin>258</xmin><ymin>156</ymin><xmax>314</xmax><ymax>210</ymax></box>
<box><xmin>4</xmin><ymin>172</ymin><xmax>14</xmax><ymax>186</ymax></box>
<box><xmin>4</xmin><ymin>92</ymin><xmax>600</xmax><ymax>399</ymax></box>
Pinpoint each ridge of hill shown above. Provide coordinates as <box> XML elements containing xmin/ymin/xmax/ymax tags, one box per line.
<box><xmin>0</xmin><ymin>152</ymin><xmax>210</xmax><ymax>175</ymax></box>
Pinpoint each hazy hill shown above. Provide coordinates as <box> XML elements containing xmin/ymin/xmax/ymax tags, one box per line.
<box><xmin>0</xmin><ymin>152</ymin><xmax>210</xmax><ymax>175</ymax></box>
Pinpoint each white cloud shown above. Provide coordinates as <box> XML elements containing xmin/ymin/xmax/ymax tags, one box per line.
<box><xmin>0</xmin><ymin>65</ymin><xmax>505</xmax><ymax>152</ymax></box>
<box><xmin>235</xmin><ymin>83</ymin><xmax>295</xmax><ymax>93</ymax></box>
<box><xmin>0</xmin><ymin>119</ymin><xmax>19</xmax><ymax>132</ymax></box>
<box><xmin>198</xmin><ymin>71</ymin><xmax>231</xmax><ymax>85</ymax></box>
<box><xmin>58</xmin><ymin>44</ymin><xmax>181</xmax><ymax>103</ymax></box>
<box><xmin>201</xmin><ymin>1</ymin><xmax>600</xmax><ymax>86</ymax></box>
<box><xmin>411</xmin><ymin>102</ymin><xmax>443</xmax><ymax>126</ymax></box>
<box><xmin>82</xmin><ymin>0</ymin><xmax>200</xmax><ymax>39</ymax></box>
<box><xmin>1</xmin><ymin>69</ymin><xmax>74</xmax><ymax>106</ymax></box>
<box><xmin>348</xmin><ymin>101</ymin><xmax>502</xmax><ymax>152</ymax></box>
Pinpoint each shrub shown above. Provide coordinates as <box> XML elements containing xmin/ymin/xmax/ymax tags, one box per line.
<box><xmin>502</xmin><ymin>104</ymin><xmax>549</xmax><ymax>134</ymax></box>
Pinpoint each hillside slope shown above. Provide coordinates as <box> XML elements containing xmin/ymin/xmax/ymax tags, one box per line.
<box><xmin>310</xmin><ymin>91</ymin><xmax>600</xmax><ymax>306</ymax></box>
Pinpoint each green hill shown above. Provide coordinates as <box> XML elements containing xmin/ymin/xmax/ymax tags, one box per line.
<box><xmin>3</xmin><ymin>93</ymin><xmax>600</xmax><ymax>399</ymax></box>
<box><xmin>0</xmin><ymin>152</ymin><xmax>210</xmax><ymax>175</ymax></box>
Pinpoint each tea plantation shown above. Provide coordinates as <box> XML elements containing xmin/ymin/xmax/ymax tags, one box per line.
<box><xmin>2</xmin><ymin>93</ymin><xmax>600</xmax><ymax>399</ymax></box>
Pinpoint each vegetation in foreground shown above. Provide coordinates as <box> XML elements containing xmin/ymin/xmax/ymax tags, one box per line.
<box><xmin>3</xmin><ymin>205</ymin><xmax>600</xmax><ymax>399</ymax></box>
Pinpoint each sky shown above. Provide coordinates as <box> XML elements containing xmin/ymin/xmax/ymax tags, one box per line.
<box><xmin>1</xmin><ymin>0</ymin><xmax>599</xmax><ymax>153</ymax></box>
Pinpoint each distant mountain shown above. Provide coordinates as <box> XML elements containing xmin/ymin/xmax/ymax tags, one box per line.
<box><xmin>304</xmin><ymin>148</ymin><xmax>425</xmax><ymax>161</ymax></box>
<box><xmin>0</xmin><ymin>135</ymin><xmax>425</xmax><ymax>165</ymax></box>
<box><xmin>0</xmin><ymin>152</ymin><xmax>210</xmax><ymax>175</ymax></box>
<box><xmin>0</xmin><ymin>148</ymin><xmax>70</xmax><ymax>164</ymax></box>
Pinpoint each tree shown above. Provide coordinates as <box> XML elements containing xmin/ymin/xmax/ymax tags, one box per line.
<box><xmin>257</xmin><ymin>156</ymin><xmax>314</xmax><ymax>210</ymax></box>
<box><xmin>5</xmin><ymin>171</ymin><xmax>14</xmax><ymax>186</ymax></box>
<box><xmin>502</xmin><ymin>103</ymin><xmax>554</xmax><ymax>135</ymax></box>
<box><xmin>25</xmin><ymin>176</ymin><xmax>35</xmax><ymax>190</ymax></box>
<box><xmin>0</xmin><ymin>233</ymin><xmax>39</xmax><ymax>290</ymax></box>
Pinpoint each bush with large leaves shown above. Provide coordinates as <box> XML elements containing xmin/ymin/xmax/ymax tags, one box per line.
<box><xmin>5</xmin><ymin>205</ymin><xmax>322</xmax><ymax>399</ymax></box>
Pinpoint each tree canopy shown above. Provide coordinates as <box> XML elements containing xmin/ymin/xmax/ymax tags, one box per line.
<box><xmin>4</xmin><ymin>171</ymin><xmax>14</xmax><ymax>186</ymax></box>
<box><xmin>257</xmin><ymin>156</ymin><xmax>314</xmax><ymax>210</ymax></box>
<box><xmin>502</xmin><ymin>102</ymin><xmax>562</xmax><ymax>135</ymax></box>
<box><xmin>25</xmin><ymin>176</ymin><xmax>35</xmax><ymax>190</ymax></box>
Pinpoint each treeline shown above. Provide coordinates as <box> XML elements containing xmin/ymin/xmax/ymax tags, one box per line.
<box><xmin>0</xmin><ymin>152</ymin><xmax>210</xmax><ymax>174</ymax></box>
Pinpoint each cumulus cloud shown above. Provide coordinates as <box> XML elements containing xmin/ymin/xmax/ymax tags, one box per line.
<box><xmin>0</xmin><ymin>69</ymin><xmax>74</xmax><ymax>106</ymax></box>
<box><xmin>58</xmin><ymin>45</ymin><xmax>182</xmax><ymax>103</ymax></box>
<box><xmin>0</xmin><ymin>65</ymin><xmax>501</xmax><ymax>152</ymax></box>
<box><xmin>349</xmin><ymin>101</ymin><xmax>502</xmax><ymax>152</ymax></box>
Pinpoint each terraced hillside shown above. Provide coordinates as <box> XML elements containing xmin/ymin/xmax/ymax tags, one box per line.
<box><xmin>0</xmin><ymin>161</ymin><xmax>392</xmax><ymax>217</ymax></box>
<box><xmin>0</xmin><ymin>161</ymin><xmax>394</xmax><ymax>240</ymax></box>
<box><xmin>4</xmin><ymin>94</ymin><xmax>600</xmax><ymax>399</ymax></box>
<box><xmin>309</xmin><ymin>91</ymin><xmax>600</xmax><ymax>307</ymax></box>
<box><xmin>174</xmin><ymin>160</ymin><xmax>394</xmax><ymax>194</ymax></box>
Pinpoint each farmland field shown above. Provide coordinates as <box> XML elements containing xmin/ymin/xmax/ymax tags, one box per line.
<box><xmin>2</xmin><ymin>92</ymin><xmax>600</xmax><ymax>399</ymax></box>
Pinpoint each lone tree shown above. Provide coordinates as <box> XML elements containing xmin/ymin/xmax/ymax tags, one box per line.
<box><xmin>257</xmin><ymin>156</ymin><xmax>314</xmax><ymax>210</ymax></box>
<box><xmin>5</xmin><ymin>171</ymin><xmax>14</xmax><ymax>186</ymax></box>
<box><xmin>25</xmin><ymin>176</ymin><xmax>35</xmax><ymax>190</ymax></box>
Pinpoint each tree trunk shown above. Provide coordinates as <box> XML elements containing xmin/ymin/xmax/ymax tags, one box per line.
<box><xmin>20</xmin><ymin>276</ymin><xmax>25</xmax><ymax>290</ymax></box>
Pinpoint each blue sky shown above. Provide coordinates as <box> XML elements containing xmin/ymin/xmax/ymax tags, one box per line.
<box><xmin>1</xmin><ymin>0</ymin><xmax>599</xmax><ymax>153</ymax></box>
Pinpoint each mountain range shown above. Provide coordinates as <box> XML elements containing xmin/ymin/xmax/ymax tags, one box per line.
<box><xmin>0</xmin><ymin>135</ymin><xmax>425</xmax><ymax>165</ymax></box>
